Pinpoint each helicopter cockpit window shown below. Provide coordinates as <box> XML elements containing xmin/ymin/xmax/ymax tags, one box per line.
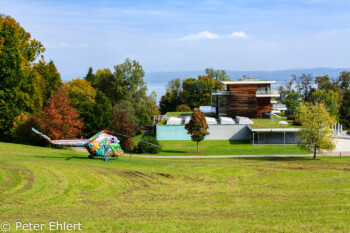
<box><xmin>110</xmin><ymin>137</ymin><xmax>119</xmax><ymax>144</ymax></box>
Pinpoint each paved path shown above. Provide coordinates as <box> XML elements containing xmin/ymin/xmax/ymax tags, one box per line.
<box><xmin>335</xmin><ymin>138</ymin><xmax>350</xmax><ymax>152</ymax></box>
<box><xmin>121</xmin><ymin>153</ymin><xmax>350</xmax><ymax>159</ymax></box>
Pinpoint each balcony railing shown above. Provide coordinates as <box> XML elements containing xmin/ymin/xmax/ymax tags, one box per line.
<box><xmin>272</xmin><ymin>104</ymin><xmax>287</xmax><ymax>110</ymax></box>
<box><xmin>256</xmin><ymin>90</ymin><xmax>280</xmax><ymax>97</ymax></box>
<box><xmin>211</xmin><ymin>90</ymin><xmax>231</xmax><ymax>96</ymax></box>
<box><xmin>272</xmin><ymin>104</ymin><xmax>286</xmax><ymax>108</ymax></box>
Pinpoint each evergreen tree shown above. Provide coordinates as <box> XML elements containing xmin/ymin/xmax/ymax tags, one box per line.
<box><xmin>85</xmin><ymin>67</ymin><xmax>98</xmax><ymax>88</ymax></box>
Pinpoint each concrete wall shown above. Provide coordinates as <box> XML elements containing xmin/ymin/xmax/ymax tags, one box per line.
<box><xmin>156</xmin><ymin>125</ymin><xmax>192</xmax><ymax>140</ymax></box>
<box><xmin>156</xmin><ymin>124</ymin><xmax>249</xmax><ymax>140</ymax></box>
<box><xmin>207</xmin><ymin>125</ymin><xmax>250</xmax><ymax>140</ymax></box>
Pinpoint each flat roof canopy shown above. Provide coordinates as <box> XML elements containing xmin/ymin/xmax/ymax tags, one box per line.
<box><xmin>249</xmin><ymin>127</ymin><xmax>301</xmax><ymax>133</ymax></box>
<box><xmin>222</xmin><ymin>80</ymin><xmax>276</xmax><ymax>85</ymax></box>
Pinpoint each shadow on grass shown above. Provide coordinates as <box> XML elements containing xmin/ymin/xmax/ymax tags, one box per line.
<box><xmin>35</xmin><ymin>156</ymin><xmax>104</xmax><ymax>161</ymax></box>
<box><xmin>228</xmin><ymin>140</ymin><xmax>250</xmax><ymax>145</ymax></box>
<box><xmin>161</xmin><ymin>150</ymin><xmax>187</xmax><ymax>154</ymax></box>
<box><xmin>232</xmin><ymin>156</ymin><xmax>314</xmax><ymax>162</ymax></box>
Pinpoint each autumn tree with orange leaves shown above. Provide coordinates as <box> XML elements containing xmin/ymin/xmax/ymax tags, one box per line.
<box><xmin>42</xmin><ymin>89</ymin><xmax>84</xmax><ymax>139</ymax></box>
<box><xmin>185</xmin><ymin>109</ymin><xmax>209</xmax><ymax>154</ymax></box>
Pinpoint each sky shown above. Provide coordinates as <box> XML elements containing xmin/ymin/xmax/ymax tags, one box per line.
<box><xmin>1</xmin><ymin>0</ymin><xmax>350</xmax><ymax>80</ymax></box>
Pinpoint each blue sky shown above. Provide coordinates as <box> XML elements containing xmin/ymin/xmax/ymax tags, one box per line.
<box><xmin>1</xmin><ymin>0</ymin><xmax>350</xmax><ymax>80</ymax></box>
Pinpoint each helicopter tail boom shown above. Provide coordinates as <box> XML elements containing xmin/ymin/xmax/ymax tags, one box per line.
<box><xmin>32</xmin><ymin>128</ymin><xmax>51</xmax><ymax>142</ymax></box>
<box><xmin>32</xmin><ymin>128</ymin><xmax>89</xmax><ymax>147</ymax></box>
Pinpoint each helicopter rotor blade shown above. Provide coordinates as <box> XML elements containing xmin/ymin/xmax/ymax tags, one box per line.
<box><xmin>107</xmin><ymin>131</ymin><xmax>161</xmax><ymax>148</ymax></box>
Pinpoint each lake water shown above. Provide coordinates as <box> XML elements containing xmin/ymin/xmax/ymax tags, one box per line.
<box><xmin>146</xmin><ymin>83</ymin><xmax>167</xmax><ymax>105</ymax></box>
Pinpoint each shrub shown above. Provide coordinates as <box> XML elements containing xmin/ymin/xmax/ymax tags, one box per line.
<box><xmin>135</xmin><ymin>127</ymin><xmax>143</xmax><ymax>135</ymax></box>
<box><xmin>13</xmin><ymin>116</ymin><xmax>48</xmax><ymax>146</ymax></box>
<box><xmin>293</xmin><ymin>118</ymin><xmax>302</xmax><ymax>126</ymax></box>
<box><xmin>135</xmin><ymin>137</ymin><xmax>161</xmax><ymax>154</ymax></box>
<box><xmin>176</xmin><ymin>104</ymin><xmax>191</xmax><ymax>112</ymax></box>
<box><xmin>287</xmin><ymin>114</ymin><xmax>296</xmax><ymax>120</ymax></box>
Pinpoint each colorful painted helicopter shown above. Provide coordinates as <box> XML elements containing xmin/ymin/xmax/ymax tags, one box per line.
<box><xmin>32</xmin><ymin>128</ymin><xmax>159</xmax><ymax>161</ymax></box>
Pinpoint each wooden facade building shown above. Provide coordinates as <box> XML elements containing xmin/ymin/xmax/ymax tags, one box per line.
<box><xmin>216</xmin><ymin>79</ymin><xmax>279</xmax><ymax>118</ymax></box>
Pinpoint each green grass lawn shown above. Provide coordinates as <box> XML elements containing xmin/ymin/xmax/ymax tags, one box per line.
<box><xmin>158</xmin><ymin>112</ymin><xmax>193</xmax><ymax>125</ymax></box>
<box><xmin>1</xmin><ymin>142</ymin><xmax>349</xmax><ymax>232</ymax></box>
<box><xmin>136</xmin><ymin>139</ymin><xmax>310</xmax><ymax>155</ymax></box>
<box><xmin>250</xmin><ymin>117</ymin><xmax>300</xmax><ymax>129</ymax></box>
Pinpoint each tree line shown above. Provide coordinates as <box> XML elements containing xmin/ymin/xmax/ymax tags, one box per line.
<box><xmin>277</xmin><ymin>73</ymin><xmax>350</xmax><ymax>158</ymax></box>
<box><xmin>278</xmin><ymin>72</ymin><xmax>350</xmax><ymax>128</ymax></box>
<box><xmin>159</xmin><ymin>68</ymin><xmax>230</xmax><ymax>114</ymax></box>
<box><xmin>0</xmin><ymin>14</ymin><xmax>159</xmax><ymax>151</ymax></box>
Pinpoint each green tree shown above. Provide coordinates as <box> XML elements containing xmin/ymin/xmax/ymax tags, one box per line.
<box><xmin>292</xmin><ymin>73</ymin><xmax>314</xmax><ymax>102</ymax></box>
<box><xmin>182</xmin><ymin>76</ymin><xmax>222</xmax><ymax>109</ymax></box>
<box><xmin>85</xmin><ymin>67</ymin><xmax>98</xmax><ymax>88</ymax></box>
<box><xmin>296</xmin><ymin>102</ymin><xmax>336</xmax><ymax>159</ymax></box>
<box><xmin>205</xmin><ymin>68</ymin><xmax>230</xmax><ymax>81</ymax></box>
<box><xmin>92</xmin><ymin>59</ymin><xmax>154</xmax><ymax>127</ymax></box>
<box><xmin>284</xmin><ymin>90</ymin><xmax>302</xmax><ymax>115</ymax></box>
<box><xmin>160</xmin><ymin>78</ymin><xmax>183</xmax><ymax>113</ymax></box>
<box><xmin>134</xmin><ymin>99</ymin><xmax>157</xmax><ymax>125</ymax></box>
<box><xmin>33</xmin><ymin>59</ymin><xmax>62</xmax><ymax>102</ymax></box>
<box><xmin>167</xmin><ymin>78</ymin><xmax>182</xmax><ymax>91</ymax></box>
<box><xmin>95</xmin><ymin>68</ymin><xmax>118</xmax><ymax>103</ymax></box>
<box><xmin>160</xmin><ymin>89</ymin><xmax>177</xmax><ymax>114</ymax></box>
<box><xmin>113</xmin><ymin>58</ymin><xmax>146</xmax><ymax>102</ymax></box>
<box><xmin>340</xmin><ymin>90</ymin><xmax>350</xmax><ymax>129</ymax></box>
<box><xmin>277</xmin><ymin>79</ymin><xmax>294</xmax><ymax>104</ymax></box>
<box><xmin>315</xmin><ymin>75</ymin><xmax>340</xmax><ymax>92</ymax></box>
<box><xmin>0</xmin><ymin>14</ymin><xmax>45</xmax><ymax>141</ymax></box>
<box><xmin>91</xmin><ymin>91</ymin><xmax>113</xmax><ymax>132</ymax></box>
<box><xmin>339</xmin><ymin>71</ymin><xmax>350</xmax><ymax>90</ymax></box>
<box><xmin>65</xmin><ymin>78</ymin><xmax>97</xmax><ymax>137</ymax></box>
<box><xmin>185</xmin><ymin>109</ymin><xmax>209</xmax><ymax>153</ymax></box>
<box><xmin>310</xmin><ymin>89</ymin><xmax>340</xmax><ymax>119</ymax></box>
<box><xmin>114</xmin><ymin>100</ymin><xmax>138</xmax><ymax>127</ymax></box>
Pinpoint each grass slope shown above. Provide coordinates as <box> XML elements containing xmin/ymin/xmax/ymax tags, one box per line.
<box><xmin>1</xmin><ymin>142</ymin><xmax>350</xmax><ymax>232</ymax></box>
<box><xmin>153</xmin><ymin>140</ymin><xmax>309</xmax><ymax>155</ymax></box>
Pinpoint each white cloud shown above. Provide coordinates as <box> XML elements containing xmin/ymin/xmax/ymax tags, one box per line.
<box><xmin>229</xmin><ymin>31</ymin><xmax>247</xmax><ymax>38</ymax></box>
<box><xmin>181</xmin><ymin>31</ymin><xmax>220</xmax><ymax>40</ymax></box>
<box><xmin>78</xmin><ymin>43</ymin><xmax>88</xmax><ymax>47</ymax></box>
<box><xmin>58</xmin><ymin>42</ymin><xmax>71</xmax><ymax>48</ymax></box>
<box><xmin>180</xmin><ymin>31</ymin><xmax>247</xmax><ymax>40</ymax></box>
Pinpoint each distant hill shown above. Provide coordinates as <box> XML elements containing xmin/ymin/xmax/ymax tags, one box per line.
<box><xmin>144</xmin><ymin>68</ymin><xmax>350</xmax><ymax>85</ymax></box>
